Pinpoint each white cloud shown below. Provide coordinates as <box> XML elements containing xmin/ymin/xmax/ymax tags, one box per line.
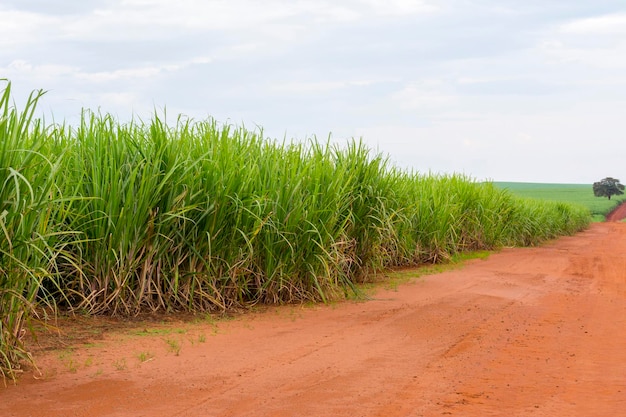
<box><xmin>538</xmin><ymin>39</ymin><xmax>626</xmax><ymax>69</ymax></box>
<box><xmin>3</xmin><ymin>56</ymin><xmax>211</xmax><ymax>84</ymax></box>
<box><xmin>364</xmin><ymin>0</ymin><xmax>439</xmax><ymax>16</ymax></box>
<box><xmin>5</xmin><ymin>60</ymin><xmax>77</xmax><ymax>80</ymax></box>
<box><xmin>354</xmin><ymin>103</ymin><xmax>626</xmax><ymax>183</ymax></box>
<box><xmin>463</xmin><ymin>138</ymin><xmax>485</xmax><ymax>150</ymax></box>
<box><xmin>531</xmin><ymin>11</ymin><xmax>626</xmax><ymax>71</ymax></box>
<box><xmin>78</xmin><ymin>67</ymin><xmax>163</xmax><ymax>83</ymax></box>
<box><xmin>2</xmin><ymin>1</ymin><xmax>626</xmax><ymax>183</ymax></box>
<box><xmin>0</xmin><ymin>9</ymin><xmax>59</xmax><ymax>48</ymax></box>
<box><xmin>515</xmin><ymin>132</ymin><xmax>533</xmax><ymax>144</ymax></box>
<box><xmin>268</xmin><ymin>78</ymin><xmax>388</xmax><ymax>95</ymax></box>
<box><xmin>270</xmin><ymin>81</ymin><xmax>348</xmax><ymax>95</ymax></box>
<box><xmin>3</xmin><ymin>0</ymin><xmax>439</xmax><ymax>48</ymax></box>
<box><xmin>98</xmin><ymin>92</ymin><xmax>140</xmax><ymax>109</ymax></box>
<box><xmin>390</xmin><ymin>80</ymin><xmax>456</xmax><ymax>110</ymax></box>
<box><xmin>7</xmin><ymin>60</ymin><xmax>33</xmax><ymax>72</ymax></box>
<box><xmin>456</xmin><ymin>76</ymin><xmax>518</xmax><ymax>85</ymax></box>
<box><xmin>560</xmin><ymin>13</ymin><xmax>626</xmax><ymax>35</ymax></box>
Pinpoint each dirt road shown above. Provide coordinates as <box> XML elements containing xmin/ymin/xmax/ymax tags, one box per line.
<box><xmin>2</xmin><ymin>222</ymin><xmax>626</xmax><ymax>416</ymax></box>
<box><xmin>606</xmin><ymin>201</ymin><xmax>626</xmax><ymax>221</ymax></box>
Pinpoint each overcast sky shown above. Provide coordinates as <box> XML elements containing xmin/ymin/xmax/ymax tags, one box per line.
<box><xmin>2</xmin><ymin>0</ymin><xmax>625</xmax><ymax>183</ymax></box>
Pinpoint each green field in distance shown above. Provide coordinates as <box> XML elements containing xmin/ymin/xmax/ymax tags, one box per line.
<box><xmin>493</xmin><ymin>182</ymin><xmax>625</xmax><ymax>222</ymax></box>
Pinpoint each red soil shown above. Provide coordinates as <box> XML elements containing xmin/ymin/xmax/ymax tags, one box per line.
<box><xmin>2</xmin><ymin>222</ymin><xmax>626</xmax><ymax>416</ymax></box>
<box><xmin>605</xmin><ymin>201</ymin><xmax>626</xmax><ymax>221</ymax></box>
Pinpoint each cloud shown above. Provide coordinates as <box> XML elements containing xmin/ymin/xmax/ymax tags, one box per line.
<box><xmin>5</xmin><ymin>60</ymin><xmax>77</xmax><ymax>81</ymax></box>
<box><xmin>0</xmin><ymin>8</ymin><xmax>59</xmax><ymax>49</ymax></box>
<box><xmin>98</xmin><ymin>92</ymin><xmax>141</xmax><ymax>109</ymax></box>
<box><xmin>2</xmin><ymin>0</ymin><xmax>437</xmax><ymax>48</ymax></box>
<box><xmin>537</xmin><ymin>39</ymin><xmax>626</xmax><ymax>70</ymax></box>
<box><xmin>533</xmin><ymin>11</ymin><xmax>626</xmax><ymax>70</ymax></box>
<box><xmin>267</xmin><ymin>78</ymin><xmax>389</xmax><ymax>96</ymax></box>
<box><xmin>559</xmin><ymin>13</ymin><xmax>626</xmax><ymax>35</ymax></box>
<box><xmin>462</xmin><ymin>138</ymin><xmax>485</xmax><ymax>150</ymax></box>
<box><xmin>353</xmin><ymin>106</ymin><xmax>626</xmax><ymax>183</ymax></box>
<box><xmin>455</xmin><ymin>76</ymin><xmax>561</xmax><ymax>96</ymax></box>
<box><xmin>515</xmin><ymin>132</ymin><xmax>534</xmax><ymax>145</ymax></box>
<box><xmin>363</xmin><ymin>0</ymin><xmax>439</xmax><ymax>16</ymax></box>
<box><xmin>2</xmin><ymin>0</ymin><xmax>626</xmax><ymax>183</ymax></box>
<box><xmin>3</xmin><ymin>55</ymin><xmax>212</xmax><ymax>84</ymax></box>
<box><xmin>78</xmin><ymin>56</ymin><xmax>212</xmax><ymax>82</ymax></box>
<box><xmin>390</xmin><ymin>80</ymin><xmax>456</xmax><ymax>111</ymax></box>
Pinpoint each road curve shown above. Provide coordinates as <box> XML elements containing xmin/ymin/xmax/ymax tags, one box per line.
<box><xmin>606</xmin><ymin>201</ymin><xmax>626</xmax><ymax>221</ymax></box>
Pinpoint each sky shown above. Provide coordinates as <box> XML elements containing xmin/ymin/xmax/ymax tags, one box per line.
<box><xmin>2</xmin><ymin>0</ymin><xmax>625</xmax><ymax>183</ymax></box>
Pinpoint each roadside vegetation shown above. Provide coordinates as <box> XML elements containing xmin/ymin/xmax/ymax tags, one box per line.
<box><xmin>495</xmin><ymin>182</ymin><xmax>625</xmax><ymax>222</ymax></box>
<box><xmin>0</xmin><ymin>82</ymin><xmax>591</xmax><ymax>380</ymax></box>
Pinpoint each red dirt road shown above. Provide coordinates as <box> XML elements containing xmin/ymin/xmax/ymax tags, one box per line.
<box><xmin>606</xmin><ymin>201</ymin><xmax>626</xmax><ymax>221</ymax></box>
<box><xmin>3</xmin><ymin>222</ymin><xmax>626</xmax><ymax>416</ymax></box>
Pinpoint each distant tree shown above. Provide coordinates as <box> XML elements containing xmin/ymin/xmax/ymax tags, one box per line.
<box><xmin>593</xmin><ymin>177</ymin><xmax>625</xmax><ymax>200</ymax></box>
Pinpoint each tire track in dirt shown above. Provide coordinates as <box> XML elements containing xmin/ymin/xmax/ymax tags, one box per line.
<box><xmin>2</xmin><ymin>223</ymin><xmax>626</xmax><ymax>416</ymax></box>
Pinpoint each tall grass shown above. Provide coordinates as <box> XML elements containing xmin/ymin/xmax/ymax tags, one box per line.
<box><xmin>0</xmin><ymin>84</ymin><xmax>67</xmax><ymax>380</ymax></box>
<box><xmin>0</xmin><ymin>82</ymin><xmax>591</xmax><ymax>379</ymax></box>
